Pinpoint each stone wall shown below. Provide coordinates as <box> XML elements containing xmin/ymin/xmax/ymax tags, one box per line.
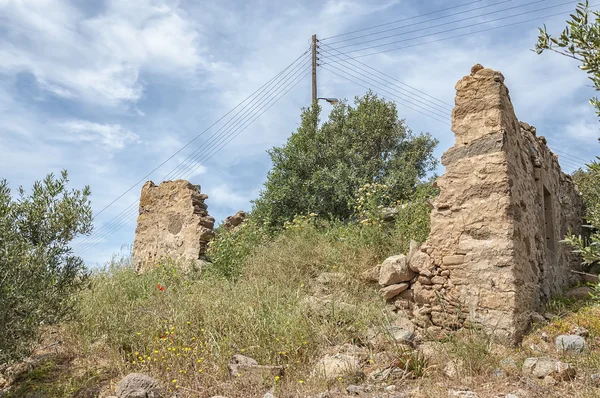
<box><xmin>376</xmin><ymin>65</ymin><xmax>584</xmax><ymax>344</ymax></box>
<box><xmin>132</xmin><ymin>180</ymin><xmax>215</xmax><ymax>273</ymax></box>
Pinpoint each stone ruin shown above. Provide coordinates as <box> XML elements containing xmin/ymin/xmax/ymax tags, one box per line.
<box><xmin>370</xmin><ymin>65</ymin><xmax>584</xmax><ymax>344</ymax></box>
<box><xmin>132</xmin><ymin>180</ymin><xmax>215</xmax><ymax>273</ymax></box>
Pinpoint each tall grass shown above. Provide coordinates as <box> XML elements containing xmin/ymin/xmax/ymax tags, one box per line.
<box><xmin>70</xmin><ymin>218</ymin><xmax>419</xmax><ymax>396</ymax></box>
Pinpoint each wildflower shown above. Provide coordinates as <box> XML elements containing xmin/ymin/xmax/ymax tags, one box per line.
<box><xmin>275</xmin><ymin>375</ymin><xmax>280</xmax><ymax>382</ymax></box>
<box><xmin>136</xmin><ymin>332</ymin><xmax>141</xmax><ymax>336</ymax></box>
<box><xmin>157</xmin><ymin>284</ymin><xmax>165</xmax><ymax>291</ymax></box>
<box><xmin>171</xmin><ymin>379</ymin><xmax>177</xmax><ymax>383</ymax></box>
<box><xmin>198</xmin><ymin>369</ymin><xmax>203</xmax><ymax>373</ymax></box>
<box><xmin>298</xmin><ymin>380</ymin><xmax>304</xmax><ymax>384</ymax></box>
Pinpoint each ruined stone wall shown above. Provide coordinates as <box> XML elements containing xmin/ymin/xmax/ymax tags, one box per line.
<box><xmin>132</xmin><ymin>180</ymin><xmax>215</xmax><ymax>273</ymax></box>
<box><xmin>379</xmin><ymin>65</ymin><xmax>584</xmax><ymax>344</ymax></box>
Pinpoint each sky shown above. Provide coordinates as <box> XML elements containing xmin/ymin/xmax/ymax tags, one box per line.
<box><xmin>0</xmin><ymin>0</ymin><xmax>598</xmax><ymax>267</ymax></box>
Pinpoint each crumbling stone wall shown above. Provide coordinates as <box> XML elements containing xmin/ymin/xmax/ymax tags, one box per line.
<box><xmin>132</xmin><ymin>180</ymin><xmax>215</xmax><ymax>273</ymax></box>
<box><xmin>377</xmin><ymin>65</ymin><xmax>584</xmax><ymax>344</ymax></box>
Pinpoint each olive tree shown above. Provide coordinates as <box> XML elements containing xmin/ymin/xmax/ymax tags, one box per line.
<box><xmin>252</xmin><ymin>91</ymin><xmax>438</xmax><ymax>227</ymax></box>
<box><xmin>0</xmin><ymin>170</ymin><xmax>92</xmax><ymax>363</ymax></box>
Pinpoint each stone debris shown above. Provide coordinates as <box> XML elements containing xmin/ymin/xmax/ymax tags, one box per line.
<box><xmin>555</xmin><ymin>335</ymin><xmax>586</xmax><ymax>354</ymax></box>
<box><xmin>132</xmin><ymin>180</ymin><xmax>215</xmax><ymax>273</ymax></box>
<box><xmin>448</xmin><ymin>390</ymin><xmax>479</xmax><ymax>398</ymax></box>
<box><xmin>114</xmin><ymin>373</ymin><xmax>162</xmax><ymax>398</ymax></box>
<box><xmin>521</xmin><ymin>357</ymin><xmax>575</xmax><ymax>380</ymax></box>
<box><xmin>378</xmin><ymin>255</ymin><xmax>415</xmax><ymax>286</ymax></box>
<box><xmin>312</xmin><ymin>353</ymin><xmax>363</xmax><ymax>382</ymax></box>
<box><xmin>227</xmin><ymin>354</ymin><xmax>283</xmax><ymax>379</ymax></box>
<box><xmin>223</xmin><ymin>210</ymin><xmax>246</xmax><ymax>229</ymax></box>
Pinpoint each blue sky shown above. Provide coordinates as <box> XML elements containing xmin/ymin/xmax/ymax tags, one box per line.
<box><xmin>0</xmin><ymin>0</ymin><xmax>598</xmax><ymax>267</ymax></box>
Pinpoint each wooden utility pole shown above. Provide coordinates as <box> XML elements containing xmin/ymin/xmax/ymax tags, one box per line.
<box><xmin>311</xmin><ymin>34</ymin><xmax>317</xmax><ymax>103</ymax></box>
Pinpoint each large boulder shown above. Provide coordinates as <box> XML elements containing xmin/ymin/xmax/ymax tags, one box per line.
<box><xmin>115</xmin><ymin>373</ymin><xmax>162</xmax><ymax>398</ymax></box>
<box><xmin>378</xmin><ymin>255</ymin><xmax>415</xmax><ymax>286</ymax></box>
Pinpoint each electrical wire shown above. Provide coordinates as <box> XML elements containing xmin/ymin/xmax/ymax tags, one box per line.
<box><xmin>321</xmin><ymin>64</ymin><xmax>450</xmax><ymax>125</ymax></box>
<box><xmin>325</xmin><ymin>0</ymin><xmax>516</xmax><ymax>45</ymax></box>
<box><xmin>75</xmin><ymin>63</ymin><xmax>312</xmax><ymax>256</ymax></box>
<box><xmin>76</xmin><ymin>60</ymin><xmax>310</xmax><ymax>254</ymax></box>
<box><xmin>319</xmin><ymin>42</ymin><xmax>453</xmax><ymax>111</ymax></box>
<box><xmin>325</xmin><ymin>6</ymin><xmax>592</xmax><ymax>60</ymax></box>
<box><xmin>328</xmin><ymin>1</ymin><xmax>578</xmax><ymax>54</ymax></box>
<box><xmin>322</xmin><ymin>0</ymin><xmax>487</xmax><ymax>40</ymax></box>
<box><xmin>89</xmin><ymin>47</ymin><xmax>311</xmax><ymax>222</ymax></box>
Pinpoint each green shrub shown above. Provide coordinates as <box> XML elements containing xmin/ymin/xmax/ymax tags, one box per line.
<box><xmin>253</xmin><ymin>91</ymin><xmax>438</xmax><ymax>228</ymax></box>
<box><xmin>562</xmin><ymin>158</ymin><xmax>600</xmax><ymax>266</ymax></box>
<box><xmin>205</xmin><ymin>217</ymin><xmax>270</xmax><ymax>280</ymax></box>
<box><xmin>0</xmin><ymin>170</ymin><xmax>92</xmax><ymax>363</ymax></box>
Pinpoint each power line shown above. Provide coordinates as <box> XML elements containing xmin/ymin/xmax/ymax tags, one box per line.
<box><xmin>325</xmin><ymin>5</ymin><xmax>591</xmax><ymax>60</ymax></box>
<box><xmin>319</xmin><ymin>42</ymin><xmax>453</xmax><ymax>110</ymax></box>
<box><xmin>76</xmin><ymin>63</ymin><xmax>312</xmax><ymax>256</ymax></box>
<box><xmin>325</xmin><ymin>0</ymin><xmax>515</xmax><ymax>46</ymax></box>
<box><xmin>75</xmin><ymin>60</ymin><xmax>311</xmax><ymax>254</ymax></box>
<box><xmin>552</xmin><ymin>148</ymin><xmax>592</xmax><ymax>163</ymax></box>
<box><xmin>89</xmin><ymin>47</ymin><xmax>311</xmax><ymax>222</ymax></box>
<box><xmin>318</xmin><ymin>52</ymin><xmax>451</xmax><ymax>118</ymax></box>
<box><xmin>329</xmin><ymin>1</ymin><xmax>578</xmax><ymax>54</ymax></box>
<box><xmin>322</xmin><ymin>0</ymin><xmax>487</xmax><ymax>41</ymax></box>
<box><xmin>321</xmin><ymin>64</ymin><xmax>450</xmax><ymax>125</ymax></box>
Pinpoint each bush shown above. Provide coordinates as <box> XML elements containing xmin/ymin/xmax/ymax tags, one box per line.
<box><xmin>563</xmin><ymin>158</ymin><xmax>600</xmax><ymax>265</ymax></box>
<box><xmin>253</xmin><ymin>91</ymin><xmax>438</xmax><ymax>227</ymax></box>
<box><xmin>0</xmin><ymin>170</ymin><xmax>92</xmax><ymax>363</ymax></box>
<box><xmin>205</xmin><ymin>217</ymin><xmax>270</xmax><ymax>280</ymax></box>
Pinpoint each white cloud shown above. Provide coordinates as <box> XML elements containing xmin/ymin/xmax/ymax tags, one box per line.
<box><xmin>0</xmin><ymin>0</ymin><xmax>206</xmax><ymax>105</ymax></box>
<box><xmin>60</xmin><ymin>120</ymin><xmax>140</xmax><ymax>150</ymax></box>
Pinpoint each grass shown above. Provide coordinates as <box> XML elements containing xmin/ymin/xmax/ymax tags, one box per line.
<box><xmin>64</xmin><ymin>220</ymin><xmax>410</xmax><ymax>397</ymax></box>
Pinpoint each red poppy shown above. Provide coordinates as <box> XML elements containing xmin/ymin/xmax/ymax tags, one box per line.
<box><xmin>156</xmin><ymin>284</ymin><xmax>165</xmax><ymax>291</ymax></box>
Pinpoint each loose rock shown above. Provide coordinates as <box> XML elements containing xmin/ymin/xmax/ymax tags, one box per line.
<box><xmin>378</xmin><ymin>255</ymin><xmax>415</xmax><ymax>286</ymax></box>
<box><xmin>522</xmin><ymin>357</ymin><xmax>575</xmax><ymax>380</ymax></box>
<box><xmin>115</xmin><ymin>373</ymin><xmax>162</xmax><ymax>398</ymax></box>
<box><xmin>555</xmin><ymin>335</ymin><xmax>586</xmax><ymax>354</ymax></box>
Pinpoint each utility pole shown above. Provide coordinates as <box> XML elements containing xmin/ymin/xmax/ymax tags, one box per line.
<box><xmin>312</xmin><ymin>34</ymin><xmax>317</xmax><ymax>103</ymax></box>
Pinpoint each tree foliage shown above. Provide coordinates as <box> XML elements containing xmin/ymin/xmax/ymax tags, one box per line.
<box><xmin>0</xmin><ymin>170</ymin><xmax>92</xmax><ymax>363</ymax></box>
<box><xmin>535</xmin><ymin>1</ymin><xmax>600</xmax><ymax>266</ymax></box>
<box><xmin>563</xmin><ymin>159</ymin><xmax>600</xmax><ymax>265</ymax></box>
<box><xmin>252</xmin><ymin>92</ymin><xmax>438</xmax><ymax>227</ymax></box>
<box><xmin>535</xmin><ymin>0</ymin><xmax>600</xmax><ymax>118</ymax></box>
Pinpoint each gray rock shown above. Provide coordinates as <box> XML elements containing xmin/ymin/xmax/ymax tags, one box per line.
<box><xmin>389</xmin><ymin>326</ymin><xmax>414</xmax><ymax>344</ymax></box>
<box><xmin>591</xmin><ymin>373</ymin><xmax>600</xmax><ymax>386</ymax></box>
<box><xmin>541</xmin><ymin>332</ymin><xmax>549</xmax><ymax>342</ymax></box>
<box><xmin>115</xmin><ymin>373</ymin><xmax>162</xmax><ymax>398</ymax></box>
<box><xmin>564</xmin><ymin>286</ymin><xmax>592</xmax><ymax>300</ymax></box>
<box><xmin>555</xmin><ymin>335</ymin><xmax>586</xmax><ymax>354</ymax></box>
<box><xmin>263</xmin><ymin>391</ymin><xmax>275</xmax><ymax>398</ymax></box>
<box><xmin>227</xmin><ymin>354</ymin><xmax>283</xmax><ymax>379</ymax></box>
<box><xmin>522</xmin><ymin>357</ymin><xmax>575</xmax><ymax>380</ymax></box>
<box><xmin>313</xmin><ymin>353</ymin><xmax>362</xmax><ymax>382</ymax></box>
<box><xmin>448</xmin><ymin>390</ymin><xmax>478</xmax><ymax>398</ymax></box>
<box><xmin>346</xmin><ymin>384</ymin><xmax>372</xmax><ymax>394</ymax></box>
<box><xmin>530</xmin><ymin>312</ymin><xmax>545</xmax><ymax>324</ymax></box>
